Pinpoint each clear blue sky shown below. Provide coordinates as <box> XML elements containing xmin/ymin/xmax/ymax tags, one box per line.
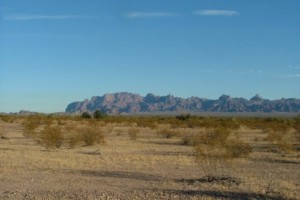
<box><xmin>0</xmin><ymin>0</ymin><xmax>299</xmax><ymax>113</ymax></box>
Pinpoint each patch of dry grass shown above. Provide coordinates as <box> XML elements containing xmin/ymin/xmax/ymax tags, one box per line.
<box><xmin>128</xmin><ymin>127</ymin><xmax>139</xmax><ymax>140</ymax></box>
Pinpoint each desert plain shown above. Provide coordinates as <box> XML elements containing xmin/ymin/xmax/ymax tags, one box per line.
<box><xmin>0</xmin><ymin>115</ymin><xmax>299</xmax><ymax>200</ymax></box>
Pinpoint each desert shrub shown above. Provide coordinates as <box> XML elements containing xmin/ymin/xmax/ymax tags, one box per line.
<box><xmin>267</xmin><ymin>131</ymin><xmax>295</xmax><ymax>153</ymax></box>
<box><xmin>93</xmin><ymin>110</ymin><xmax>107</xmax><ymax>119</ymax></box>
<box><xmin>87</xmin><ymin>119</ymin><xmax>99</xmax><ymax>127</ymax></box>
<box><xmin>0</xmin><ymin>115</ymin><xmax>15</xmax><ymax>123</ymax></box>
<box><xmin>67</xmin><ymin>133</ymin><xmax>82</xmax><ymax>148</ymax></box>
<box><xmin>64</xmin><ymin>123</ymin><xmax>77</xmax><ymax>133</ymax></box>
<box><xmin>38</xmin><ymin>125</ymin><xmax>64</xmax><ymax>150</ymax></box>
<box><xmin>294</xmin><ymin>117</ymin><xmax>300</xmax><ymax>142</ymax></box>
<box><xmin>81</xmin><ymin>112</ymin><xmax>92</xmax><ymax>119</ymax></box>
<box><xmin>176</xmin><ymin>114</ymin><xmax>191</xmax><ymax>121</ymax></box>
<box><xmin>294</xmin><ymin>117</ymin><xmax>300</xmax><ymax>131</ymax></box>
<box><xmin>198</xmin><ymin>128</ymin><xmax>230</xmax><ymax>147</ymax></box>
<box><xmin>136</xmin><ymin>118</ymin><xmax>158</xmax><ymax>129</ymax></box>
<box><xmin>194</xmin><ymin>145</ymin><xmax>233</xmax><ymax>179</ymax></box>
<box><xmin>22</xmin><ymin>118</ymin><xmax>40</xmax><ymax>138</ymax></box>
<box><xmin>157</xmin><ymin>129</ymin><xmax>179</xmax><ymax>139</ymax></box>
<box><xmin>141</xmin><ymin>121</ymin><xmax>158</xmax><ymax>129</ymax></box>
<box><xmin>225</xmin><ymin>139</ymin><xmax>253</xmax><ymax>158</ymax></box>
<box><xmin>80</xmin><ymin>127</ymin><xmax>105</xmax><ymax>146</ymax></box>
<box><xmin>0</xmin><ymin>126</ymin><xmax>6</xmax><ymax>139</ymax></box>
<box><xmin>128</xmin><ymin>127</ymin><xmax>139</xmax><ymax>140</ymax></box>
<box><xmin>181</xmin><ymin>136</ymin><xmax>195</xmax><ymax>146</ymax></box>
<box><xmin>115</xmin><ymin>129</ymin><xmax>122</xmax><ymax>136</ymax></box>
<box><xmin>194</xmin><ymin>127</ymin><xmax>252</xmax><ymax>180</ymax></box>
<box><xmin>181</xmin><ymin>128</ymin><xmax>230</xmax><ymax>147</ymax></box>
<box><xmin>57</xmin><ymin>120</ymin><xmax>66</xmax><ymax>126</ymax></box>
<box><xmin>64</xmin><ymin>125</ymin><xmax>105</xmax><ymax>148</ymax></box>
<box><xmin>105</xmin><ymin>125</ymin><xmax>114</xmax><ymax>134</ymax></box>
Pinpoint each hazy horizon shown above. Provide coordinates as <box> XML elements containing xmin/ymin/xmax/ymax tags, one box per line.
<box><xmin>1</xmin><ymin>0</ymin><xmax>299</xmax><ymax>113</ymax></box>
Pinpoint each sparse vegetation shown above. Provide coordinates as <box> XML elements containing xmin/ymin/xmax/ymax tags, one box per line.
<box><xmin>0</xmin><ymin>114</ymin><xmax>299</xmax><ymax>199</ymax></box>
<box><xmin>93</xmin><ymin>110</ymin><xmax>107</xmax><ymax>119</ymax></box>
<box><xmin>0</xmin><ymin>126</ymin><xmax>6</xmax><ymax>139</ymax></box>
<box><xmin>176</xmin><ymin>113</ymin><xmax>191</xmax><ymax>120</ymax></box>
<box><xmin>81</xmin><ymin>111</ymin><xmax>92</xmax><ymax>119</ymax></box>
<box><xmin>225</xmin><ymin>139</ymin><xmax>252</xmax><ymax>158</ymax></box>
<box><xmin>128</xmin><ymin>127</ymin><xmax>139</xmax><ymax>140</ymax></box>
<box><xmin>0</xmin><ymin>115</ymin><xmax>15</xmax><ymax>123</ymax></box>
<box><xmin>22</xmin><ymin>116</ymin><xmax>40</xmax><ymax>139</ymax></box>
<box><xmin>157</xmin><ymin>128</ymin><xmax>179</xmax><ymax>138</ymax></box>
<box><xmin>192</xmin><ymin>127</ymin><xmax>252</xmax><ymax>181</ymax></box>
<box><xmin>38</xmin><ymin>125</ymin><xmax>64</xmax><ymax>150</ymax></box>
<box><xmin>267</xmin><ymin>131</ymin><xmax>295</xmax><ymax>153</ymax></box>
<box><xmin>79</xmin><ymin>127</ymin><xmax>105</xmax><ymax>146</ymax></box>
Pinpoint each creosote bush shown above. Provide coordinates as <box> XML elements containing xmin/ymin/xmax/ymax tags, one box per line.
<box><xmin>194</xmin><ymin>128</ymin><xmax>252</xmax><ymax>180</ymax></box>
<box><xmin>157</xmin><ymin>129</ymin><xmax>179</xmax><ymax>139</ymax></box>
<box><xmin>181</xmin><ymin>136</ymin><xmax>194</xmax><ymax>146</ymax></box>
<box><xmin>38</xmin><ymin>125</ymin><xmax>64</xmax><ymax>150</ymax></box>
<box><xmin>197</xmin><ymin>128</ymin><xmax>230</xmax><ymax>146</ymax></box>
<box><xmin>267</xmin><ymin>131</ymin><xmax>295</xmax><ymax>153</ymax></box>
<box><xmin>128</xmin><ymin>127</ymin><xmax>139</xmax><ymax>140</ymax></box>
<box><xmin>93</xmin><ymin>110</ymin><xmax>107</xmax><ymax>119</ymax></box>
<box><xmin>65</xmin><ymin>127</ymin><xmax>105</xmax><ymax>148</ymax></box>
<box><xmin>195</xmin><ymin>146</ymin><xmax>233</xmax><ymax>179</ymax></box>
<box><xmin>79</xmin><ymin>127</ymin><xmax>105</xmax><ymax>146</ymax></box>
<box><xmin>0</xmin><ymin>126</ymin><xmax>6</xmax><ymax>139</ymax></box>
<box><xmin>176</xmin><ymin>114</ymin><xmax>191</xmax><ymax>121</ymax></box>
<box><xmin>81</xmin><ymin>112</ymin><xmax>92</xmax><ymax>119</ymax></box>
<box><xmin>0</xmin><ymin>115</ymin><xmax>15</xmax><ymax>123</ymax></box>
<box><xmin>294</xmin><ymin>117</ymin><xmax>300</xmax><ymax>142</ymax></box>
<box><xmin>22</xmin><ymin>118</ymin><xmax>40</xmax><ymax>139</ymax></box>
<box><xmin>225</xmin><ymin>139</ymin><xmax>253</xmax><ymax>158</ymax></box>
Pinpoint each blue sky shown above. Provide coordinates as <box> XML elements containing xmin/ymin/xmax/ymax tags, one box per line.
<box><xmin>0</xmin><ymin>0</ymin><xmax>299</xmax><ymax>113</ymax></box>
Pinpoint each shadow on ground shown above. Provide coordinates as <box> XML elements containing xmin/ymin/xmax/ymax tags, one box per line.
<box><xmin>253</xmin><ymin>157</ymin><xmax>300</xmax><ymax>165</ymax></box>
<box><xmin>143</xmin><ymin>140</ymin><xmax>183</xmax><ymax>146</ymax></box>
<box><xmin>138</xmin><ymin>150</ymin><xmax>194</xmax><ymax>157</ymax></box>
<box><xmin>176</xmin><ymin>176</ymin><xmax>241</xmax><ymax>185</ymax></box>
<box><xmin>78</xmin><ymin>170</ymin><xmax>163</xmax><ymax>182</ymax></box>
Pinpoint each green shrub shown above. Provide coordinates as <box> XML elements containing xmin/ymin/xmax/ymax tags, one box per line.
<box><xmin>176</xmin><ymin>114</ymin><xmax>191</xmax><ymax>121</ymax></box>
<box><xmin>93</xmin><ymin>110</ymin><xmax>107</xmax><ymax>119</ymax></box>
<box><xmin>81</xmin><ymin>112</ymin><xmax>92</xmax><ymax>119</ymax></box>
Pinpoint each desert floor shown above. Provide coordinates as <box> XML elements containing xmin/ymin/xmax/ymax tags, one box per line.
<box><xmin>0</xmin><ymin>119</ymin><xmax>299</xmax><ymax>200</ymax></box>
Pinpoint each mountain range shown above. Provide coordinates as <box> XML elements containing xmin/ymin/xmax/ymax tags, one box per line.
<box><xmin>65</xmin><ymin>92</ymin><xmax>300</xmax><ymax>114</ymax></box>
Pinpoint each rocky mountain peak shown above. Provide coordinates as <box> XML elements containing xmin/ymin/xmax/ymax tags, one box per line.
<box><xmin>218</xmin><ymin>95</ymin><xmax>232</xmax><ymax>101</ymax></box>
<box><xmin>250</xmin><ymin>94</ymin><xmax>263</xmax><ymax>102</ymax></box>
<box><xmin>65</xmin><ymin>92</ymin><xmax>300</xmax><ymax>114</ymax></box>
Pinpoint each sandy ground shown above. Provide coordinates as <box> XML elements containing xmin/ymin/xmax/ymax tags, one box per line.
<box><xmin>0</xmin><ymin>120</ymin><xmax>299</xmax><ymax>200</ymax></box>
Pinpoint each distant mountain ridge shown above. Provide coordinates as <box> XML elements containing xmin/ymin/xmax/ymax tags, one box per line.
<box><xmin>65</xmin><ymin>92</ymin><xmax>300</xmax><ymax>114</ymax></box>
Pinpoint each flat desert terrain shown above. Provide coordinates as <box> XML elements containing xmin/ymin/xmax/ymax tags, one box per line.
<box><xmin>0</xmin><ymin>116</ymin><xmax>299</xmax><ymax>199</ymax></box>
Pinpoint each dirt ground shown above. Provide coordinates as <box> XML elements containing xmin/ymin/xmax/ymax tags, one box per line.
<box><xmin>0</xmin><ymin>119</ymin><xmax>299</xmax><ymax>200</ymax></box>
